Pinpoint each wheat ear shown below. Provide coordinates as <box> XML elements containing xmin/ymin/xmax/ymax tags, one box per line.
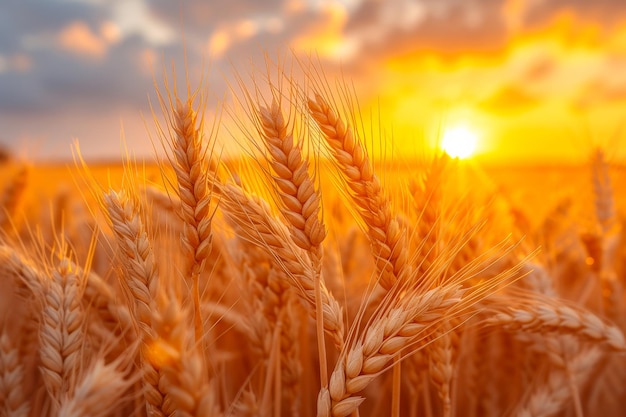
<box><xmin>258</xmin><ymin>100</ymin><xmax>326</xmax><ymax>263</ymax></box>
<box><xmin>0</xmin><ymin>244</ymin><xmax>46</xmax><ymax>298</ymax></box>
<box><xmin>0</xmin><ymin>331</ymin><xmax>30</xmax><ymax>417</ymax></box>
<box><xmin>220</xmin><ymin>182</ymin><xmax>345</xmax><ymax>350</ymax></box>
<box><xmin>427</xmin><ymin>321</ymin><xmax>459</xmax><ymax>417</ymax></box>
<box><xmin>0</xmin><ymin>166</ymin><xmax>28</xmax><ymax>231</ymax></box>
<box><xmin>318</xmin><ymin>285</ymin><xmax>465</xmax><ymax>417</ymax></box>
<box><xmin>490</xmin><ymin>300</ymin><xmax>626</xmax><ymax>351</ymax></box>
<box><xmin>591</xmin><ymin>148</ymin><xmax>615</xmax><ymax>234</ymax></box>
<box><xmin>258</xmin><ymin>99</ymin><xmax>329</xmax><ymax>387</ymax></box>
<box><xmin>412</xmin><ymin>153</ymin><xmax>449</xmax><ymax>274</ymax></box>
<box><xmin>104</xmin><ymin>190</ymin><xmax>159</xmax><ymax>338</ymax></box>
<box><xmin>39</xmin><ymin>258</ymin><xmax>84</xmax><ymax>403</ymax></box>
<box><xmin>169</xmin><ymin>97</ymin><xmax>216</xmax><ymax>345</ymax></box>
<box><xmin>103</xmin><ymin>189</ymin><xmax>166</xmax><ymax>417</ymax></box>
<box><xmin>57</xmin><ymin>358</ymin><xmax>133</xmax><ymax>417</ymax></box>
<box><xmin>514</xmin><ymin>347</ymin><xmax>602</xmax><ymax>417</ymax></box>
<box><xmin>308</xmin><ymin>93</ymin><xmax>409</xmax><ymax>291</ymax></box>
<box><xmin>148</xmin><ymin>301</ymin><xmax>221</xmax><ymax>417</ymax></box>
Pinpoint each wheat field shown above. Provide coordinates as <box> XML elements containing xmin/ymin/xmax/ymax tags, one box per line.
<box><xmin>0</xmin><ymin>65</ymin><xmax>625</xmax><ymax>417</ymax></box>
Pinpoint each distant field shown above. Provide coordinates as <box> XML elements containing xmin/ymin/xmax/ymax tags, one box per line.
<box><xmin>1</xmin><ymin>95</ymin><xmax>625</xmax><ymax>417</ymax></box>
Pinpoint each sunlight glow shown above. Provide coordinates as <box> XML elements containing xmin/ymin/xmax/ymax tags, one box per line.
<box><xmin>441</xmin><ymin>126</ymin><xmax>478</xmax><ymax>159</ymax></box>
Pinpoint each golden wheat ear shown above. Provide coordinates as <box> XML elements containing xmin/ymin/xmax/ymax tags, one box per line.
<box><xmin>218</xmin><ymin>182</ymin><xmax>345</xmax><ymax>350</ymax></box>
<box><xmin>0</xmin><ymin>330</ymin><xmax>30</xmax><ymax>417</ymax></box>
<box><xmin>307</xmin><ymin>93</ymin><xmax>409</xmax><ymax>292</ymax></box>
<box><xmin>152</xmin><ymin>76</ymin><xmax>219</xmax><ymax>348</ymax></box>
<box><xmin>39</xmin><ymin>258</ymin><xmax>85</xmax><ymax>405</ymax></box>
<box><xmin>103</xmin><ymin>189</ymin><xmax>168</xmax><ymax>416</ymax></box>
<box><xmin>57</xmin><ymin>357</ymin><xmax>135</xmax><ymax>417</ymax></box>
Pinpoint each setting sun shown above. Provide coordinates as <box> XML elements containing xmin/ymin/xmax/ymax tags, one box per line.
<box><xmin>441</xmin><ymin>126</ymin><xmax>478</xmax><ymax>159</ymax></box>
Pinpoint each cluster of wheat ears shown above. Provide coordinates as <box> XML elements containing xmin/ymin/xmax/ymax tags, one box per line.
<box><xmin>0</xmin><ymin>64</ymin><xmax>625</xmax><ymax>417</ymax></box>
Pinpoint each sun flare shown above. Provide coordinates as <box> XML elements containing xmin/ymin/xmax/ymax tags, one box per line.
<box><xmin>441</xmin><ymin>126</ymin><xmax>478</xmax><ymax>159</ymax></box>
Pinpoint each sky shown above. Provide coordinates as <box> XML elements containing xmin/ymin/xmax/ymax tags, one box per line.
<box><xmin>2</xmin><ymin>0</ymin><xmax>626</xmax><ymax>163</ymax></box>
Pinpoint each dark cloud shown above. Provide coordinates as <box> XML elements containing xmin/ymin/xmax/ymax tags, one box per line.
<box><xmin>151</xmin><ymin>0</ymin><xmax>285</xmax><ymax>28</ymax></box>
<box><xmin>0</xmin><ymin>39</ymin><xmax>154</xmax><ymax>113</ymax></box>
<box><xmin>342</xmin><ymin>0</ymin><xmax>509</xmax><ymax>66</ymax></box>
<box><xmin>0</xmin><ymin>0</ymin><xmax>104</xmax><ymax>52</ymax></box>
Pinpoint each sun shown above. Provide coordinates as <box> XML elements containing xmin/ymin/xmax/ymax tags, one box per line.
<box><xmin>441</xmin><ymin>126</ymin><xmax>478</xmax><ymax>159</ymax></box>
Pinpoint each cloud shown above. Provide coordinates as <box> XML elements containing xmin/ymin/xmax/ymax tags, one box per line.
<box><xmin>208</xmin><ymin>16</ymin><xmax>284</xmax><ymax>58</ymax></box>
<box><xmin>291</xmin><ymin>2</ymin><xmax>358</xmax><ymax>60</ymax></box>
<box><xmin>0</xmin><ymin>54</ymin><xmax>32</xmax><ymax>73</ymax></box>
<box><xmin>3</xmin><ymin>0</ymin><xmax>626</xmax><ymax>161</ymax></box>
<box><xmin>480</xmin><ymin>85</ymin><xmax>541</xmax><ymax>114</ymax></box>
<box><xmin>58</xmin><ymin>21</ymin><xmax>107</xmax><ymax>58</ymax></box>
<box><xmin>342</xmin><ymin>0</ymin><xmax>509</xmax><ymax>61</ymax></box>
<box><xmin>573</xmin><ymin>79</ymin><xmax>626</xmax><ymax>110</ymax></box>
<box><xmin>522</xmin><ymin>55</ymin><xmax>556</xmax><ymax>82</ymax></box>
<box><xmin>111</xmin><ymin>0</ymin><xmax>176</xmax><ymax>45</ymax></box>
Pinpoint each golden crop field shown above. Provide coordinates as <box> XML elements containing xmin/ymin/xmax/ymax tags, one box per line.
<box><xmin>1</xmin><ymin>65</ymin><xmax>625</xmax><ymax>417</ymax></box>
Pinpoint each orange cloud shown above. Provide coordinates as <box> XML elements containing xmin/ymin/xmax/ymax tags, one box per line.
<box><xmin>208</xmin><ymin>29</ymin><xmax>232</xmax><ymax>58</ymax></box>
<box><xmin>207</xmin><ymin>16</ymin><xmax>284</xmax><ymax>59</ymax></box>
<box><xmin>100</xmin><ymin>21</ymin><xmax>122</xmax><ymax>44</ymax></box>
<box><xmin>573</xmin><ymin>79</ymin><xmax>626</xmax><ymax>111</ymax></box>
<box><xmin>0</xmin><ymin>54</ymin><xmax>32</xmax><ymax>73</ymax></box>
<box><xmin>291</xmin><ymin>2</ymin><xmax>357</xmax><ymax>60</ymax></box>
<box><xmin>480</xmin><ymin>85</ymin><xmax>540</xmax><ymax>114</ymax></box>
<box><xmin>58</xmin><ymin>21</ymin><xmax>107</xmax><ymax>58</ymax></box>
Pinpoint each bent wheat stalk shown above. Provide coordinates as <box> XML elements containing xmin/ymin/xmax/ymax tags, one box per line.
<box><xmin>219</xmin><ymin>182</ymin><xmax>344</xmax><ymax>350</ymax></box>
<box><xmin>308</xmin><ymin>93</ymin><xmax>409</xmax><ymax>291</ymax></box>
<box><xmin>318</xmin><ymin>284</ymin><xmax>465</xmax><ymax>417</ymax></box>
